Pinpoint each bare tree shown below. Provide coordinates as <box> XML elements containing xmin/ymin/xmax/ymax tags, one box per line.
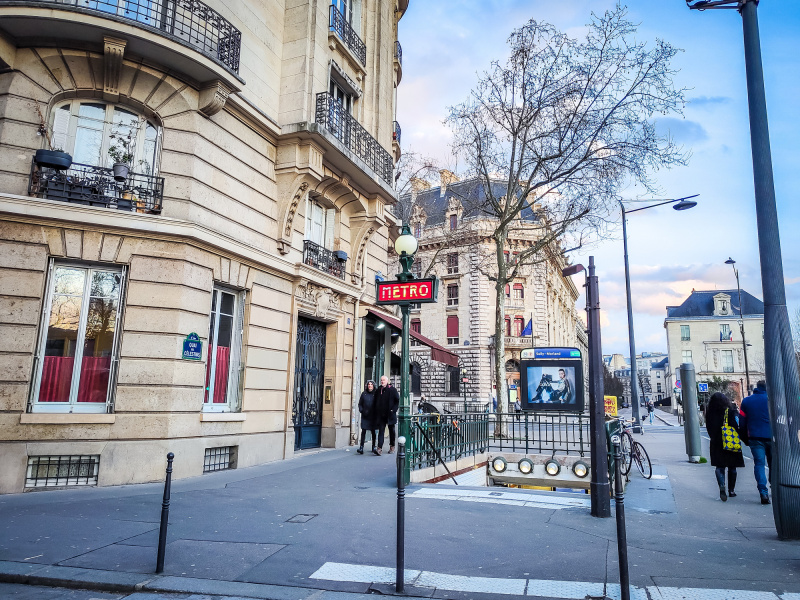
<box><xmin>445</xmin><ymin>5</ymin><xmax>687</xmax><ymax>429</ymax></box>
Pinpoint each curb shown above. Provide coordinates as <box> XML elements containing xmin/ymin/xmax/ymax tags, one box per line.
<box><xmin>654</xmin><ymin>413</ymin><xmax>676</xmax><ymax>427</ymax></box>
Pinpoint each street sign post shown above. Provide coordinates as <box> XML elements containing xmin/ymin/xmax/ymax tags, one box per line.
<box><xmin>376</xmin><ymin>278</ymin><xmax>438</xmax><ymax>305</ymax></box>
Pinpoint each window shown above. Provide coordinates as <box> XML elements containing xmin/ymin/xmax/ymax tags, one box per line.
<box><xmin>681</xmin><ymin>350</ymin><xmax>692</xmax><ymax>365</ymax></box>
<box><xmin>513</xmin><ymin>283</ymin><xmax>524</xmax><ymax>300</ymax></box>
<box><xmin>51</xmin><ymin>100</ymin><xmax>160</xmax><ymax>174</ymax></box>
<box><xmin>505</xmin><ymin>317</ymin><xmax>511</xmax><ymax>336</ymax></box>
<box><xmin>514</xmin><ymin>317</ymin><xmax>524</xmax><ymax>337</ymax></box>
<box><xmin>445</xmin><ymin>365</ymin><xmax>460</xmax><ymax>395</ymax></box>
<box><xmin>505</xmin><ymin>284</ymin><xmax>510</xmax><ymax>298</ymax></box>
<box><xmin>503</xmin><ymin>251</ymin><xmax>510</xmax><ymax>263</ymax></box>
<box><xmin>204</xmin><ymin>288</ymin><xmax>245</xmax><ymax>412</ymax></box>
<box><xmin>720</xmin><ymin>324</ymin><xmax>732</xmax><ymax>341</ymax></box>
<box><xmin>721</xmin><ymin>350</ymin><xmax>734</xmax><ymax>373</ymax></box>
<box><xmin>447</xmin><ymin>252</ymin><xmax>458</xmax><ymax>274</ymax></box>
<box><xmin>26</xmin><ymin>455</ymin><xmax>100</xmax><ymax>488</ymax></box>
<box><xmin>305</xmin><ymin>199</ymin><xmax>334</xmax><ymax>249</ymax></box>
<box><xmin>449</xmin><ymin>214</ymin><xmax>458</xmax><ymax>230</ymax></box>
<box><xmin>32</xmin><ymin>263</ymin><xmax>124</xmax><ymax>413</ymax></box>
<box><xmin>411</xmin><ymin>260</ymin><xmax>422</xmax><ymax>279</ymax></box>
<box><xmin>204</xmin><ymin>446</ymin><xmax>237</xmax><ymax>472</ymax></box>
<box><xmin>414</xmin><ymin>223</ymin><xmax>422</xmax><ymax>238</ymax></box>
<box><xmin>331</xmin><ymin>0</ymin><xmax>352</xmax><ymax>23</ymax></box>
<box><xmin>411</xmin><ymin>318</ymin><xmax>421</xmax><ymax>347</ymax></box>
<box><xmin>447</xmin><ymin>315</ymin><xmax>459</xmax><ymax>345</ymax></box>
<box><xmin>657</xmin><ymin>383</ymin><xmax>662</xmax><ymax>393</ymax></box>
<box><xmin>329</xmin><ymin>79</ymin><xmax>353</xmax><ymax>113</ymax></box>
<box><xmin>447</xmin><ymin>284</ymin><xmax>459</xmax><ymax>306</ymax></box>
<box><xmin>680</xmin><ymin>325</ymin><xmax>690</xmax><ymax>341</ymax></box>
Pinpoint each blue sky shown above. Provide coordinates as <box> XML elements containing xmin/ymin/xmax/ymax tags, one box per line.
<box><xmin>396</xmin><ymin>0</ymin><xmax>800</xmax><ymax>356</ymax></box>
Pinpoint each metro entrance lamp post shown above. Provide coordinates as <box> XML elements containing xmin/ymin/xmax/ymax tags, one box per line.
<box><xmin>394</xmin><ymin>224</ymin><xmax>418</xmax><ymax>481</ymax></box>
<box><xmin>724</xmin><ymin>258</ymin><xmax>751</xmax><ymax>393</ymax></box>
<box><xmin>620</xmin><ymin>195</ymin><xmax>698</xmax><ymax>432</ymax></box>
<box><xmin>687</xmin><ymin>0</ymin><xmax>800</xmax><ymax>539</ymax></box>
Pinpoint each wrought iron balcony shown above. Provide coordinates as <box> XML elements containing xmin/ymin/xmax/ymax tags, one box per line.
<box><xmin>394</xmin><ymin>40</ymin><xmax>402</xmax><ymax>66</ymax></box>
<box><xmin>393</xmin><ymin>121</ymin><xmax>401</xmax><ymax>146</ymax></box>
<box><xmin>329</xmin><ymin>4</ymin><xmax>366</xmax><ymax>66</ymax></box>
<box><xmin>5</xmin><ymin>0</ymin><xmax>242</xmax><ymax>73</ymax></box>
<box><xmin>29</xmin><ymin>159</ymin><xmax>164</xmax><ymax>213</ymax></box>
<box><xmin>303</xmin><ymin>240</ymin><xmax>346</xmax><ymax>280</ymax></box>
<box><xmin>315</xmin><ymin>92</ymin><xmax>393</xmax><ymax>184</ymax></box>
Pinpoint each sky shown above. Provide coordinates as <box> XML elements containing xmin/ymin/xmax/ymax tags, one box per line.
<box><xmin>395</xmin><ymin>0</ymin><xmax>800</xmax><ymax>357</ymax></box>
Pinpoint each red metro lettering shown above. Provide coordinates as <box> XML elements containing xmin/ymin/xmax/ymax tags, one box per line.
<box><xmin>377</xmin><ymin>281</ymin><xmax>434</xmax><ymax>303</ymax></box>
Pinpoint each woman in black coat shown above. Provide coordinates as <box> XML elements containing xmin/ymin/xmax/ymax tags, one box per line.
<box><xmin>705</xmin><ymin>391</ymin><xmax>744</xmax><ymax>501</ymax></box>
<box><xmin>357</xmin><ymin>381</ymin><xmax>378</xmax><ymax>455</ymax></box>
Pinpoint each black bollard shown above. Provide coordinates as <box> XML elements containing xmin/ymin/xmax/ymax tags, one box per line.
<box><xmin>612</xmin><ymin>437</ymin><xmax>630</xmax><ymax>600</ymax></box>
<box><xmin>156</xmin><ymin>452</ymin><xmax>174</xmax><ymax>574</ymax></box>
<box><xmin>396</xmin><ymin>436</ymin><xmax>406</xmax><ymax>593</ymax></box>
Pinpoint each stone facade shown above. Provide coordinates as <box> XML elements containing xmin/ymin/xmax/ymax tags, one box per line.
<box><xmin>0</xmin><ymin>0</ymin><xmax>408</xmax><ymax>493</ymax></box>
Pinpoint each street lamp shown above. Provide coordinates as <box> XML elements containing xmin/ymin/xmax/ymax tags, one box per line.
<box><xmin>394</xmin><ymin>224</ymin><xmax>418</xmax><ymax>481</ymax></box>
<box><xmin>724</xmin><ymin>258</ymin><xmax>751</xmax><ymax>392</ymax></box>
<box><xmin>620</xmin><ymin>195</ymin><xmax>698</xmax><ymax>432</ymax></box>
<box><xmin>687</xmin><ymin>0</ymin><xmax>800</xmax><ymax>540</ymax></box>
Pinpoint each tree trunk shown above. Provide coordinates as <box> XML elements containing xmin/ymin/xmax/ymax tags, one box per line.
<box><xmin>494</xmin><ymin>233</ymin><xmax>509</xmax><ymax>438</ymax></box>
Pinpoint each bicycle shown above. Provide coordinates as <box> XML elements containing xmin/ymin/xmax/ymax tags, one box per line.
<box><xmin>617</xmin><ymin>418</ymin><xmax>635</xmax><ymax>476</ymax></box>
<box><xmin>630</xmin><ymin>439</ymin><xmax>652</xmax><ymax>479</ymax></box>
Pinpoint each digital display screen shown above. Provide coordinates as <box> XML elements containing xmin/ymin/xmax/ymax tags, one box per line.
<box><xmin>526</xmin><ymin>366</ymin><xmax>577</xmax><ymax>406</ymax></box>
<box><xmin>519</xmin><ymin>348</ymin><xmax>585</xmax><ymax>412</ymax></box>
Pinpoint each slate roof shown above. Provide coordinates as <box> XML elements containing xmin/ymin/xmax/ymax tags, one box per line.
<box><xmin>666</xmin><ymin>289</ymin><xmax>764</xmax><ymax>318</ymax></box>
<box><xmin>651</xmin><ymin>357</ymin><xmax>669</xmax><ymax>370</ymax></box>
<box><xmin>408</xmin><ymin>178</ymin><xmax>539</xmax><ymax>226</ymax></box>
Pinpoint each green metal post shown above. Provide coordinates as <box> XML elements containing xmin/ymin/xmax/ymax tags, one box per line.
<box><xmin>399</xmin><ymin>303</ymin><xmax>411</xmax><ymax>485</ymax></box>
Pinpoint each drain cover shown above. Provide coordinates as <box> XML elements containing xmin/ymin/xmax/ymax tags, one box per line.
<box><xmin>287</xmin><ymin>514</ymin><xmax>317</xmax><ymax>523</ymax></box>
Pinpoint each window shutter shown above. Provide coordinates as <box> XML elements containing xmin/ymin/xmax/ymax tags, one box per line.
<box><xmin>228</xmin><ymin>291</ymin><xmax>246</xmax><ymax>412</ymax></box>
<box><xmin>447</xmin><ymin>315</ymin><xmax>459</xmax><ymax>337</ymax></box>
<box><xmin>52</xmin><ymin>105</ymin><xmax>70</xmax><ymax>152</ymax></box>
<box><xmin>324</xmin><ymin>208</ymin><xmax>336</xmax><ymax>250</ymax></box>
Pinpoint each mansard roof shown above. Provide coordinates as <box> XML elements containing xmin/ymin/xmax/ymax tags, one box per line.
<box><xmin>666</xmin><ymin>289</ymin><xmax>764</xmax><ymax>319</ymax></box>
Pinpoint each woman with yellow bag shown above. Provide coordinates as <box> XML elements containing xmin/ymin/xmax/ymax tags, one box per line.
<box><xmin>705</xmin><ymin>392</ymin><xmax>745</xmax><ymax>502</ymax></box>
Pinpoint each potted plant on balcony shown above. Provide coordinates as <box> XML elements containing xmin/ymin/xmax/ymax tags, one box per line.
<box><xmin>30</xmin><ymin>102</ymin><xmax>72</xmax><ymax>170</ymax></box>
<box><xmin>108</xmin><ymin>121</ymin><xmax>142</xmax><ymax>181</ymax></box>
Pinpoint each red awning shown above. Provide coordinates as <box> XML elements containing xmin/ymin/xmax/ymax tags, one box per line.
<box><xmin>367</xmin><ymin>309</ymin><xmax>459</xmax><ymax>367</ymax></box>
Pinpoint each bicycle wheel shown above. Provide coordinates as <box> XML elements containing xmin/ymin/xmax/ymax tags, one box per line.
<box><xmin>620</xmin><ymin>430</ymin><xmax>634</xmax><ymax>476</ymax></box>
<box><xmin>632</xmin><ymin>441</ymin><xmax>652</xmax><ymax>479</ymax></box>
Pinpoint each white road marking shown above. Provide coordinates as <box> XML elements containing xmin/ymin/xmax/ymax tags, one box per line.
<box><xmin>652</xmin><ymin>587</ymin><xmax>779</xmax><ymax>600</ymax></box>
<box><xmin>308</xmin><ymin>562</ymin><xmax>420</xmax><ymax>584</ymax></box>
<box><xmin>416</xmin><ymin>571</ymin><xmax>526</xmax><ymax>595</ymax></box>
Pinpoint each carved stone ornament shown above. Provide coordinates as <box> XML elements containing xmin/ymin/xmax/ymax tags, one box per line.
<box><xmin>199</xmin><ymin>80</ymin><xmax>233</xmax><ymax>117</ymax></box>
<box><xmin>285</xmin><ymin>182</ymin><xmax>309</xmax><ymax>238</ymax></box>
<box><xmin>103</xmin><ymin>37</ymin><xmax>127</xmax><ymax>102</ymax></box>
<box><xmin>296</xmin><ymin>282</ymin><xmax>343</xmax><ymax>320</ymax></box>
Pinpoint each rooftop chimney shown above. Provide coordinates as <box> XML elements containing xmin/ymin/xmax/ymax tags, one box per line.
<box><xmin>439</xmin><ymin>169</ymin><xmax>459</xmax><ymax>197</ymax></box>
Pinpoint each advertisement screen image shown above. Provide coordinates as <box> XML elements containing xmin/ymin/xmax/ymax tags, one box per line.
<box><xmin>527</xmin><ymin>366</ymin><xmax>576</xmax><ymax>406</ymax></box>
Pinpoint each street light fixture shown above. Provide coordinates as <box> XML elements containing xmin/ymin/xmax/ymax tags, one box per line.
<box><xmin>395</xmin><ymin>223</ymin><xmax>418</xmax><ymax>481</ymax></box>
<box><xmin>724</xmin><ymin>258</ymin><xmax>751</xmax><ymax>393</ymax></box>
<box><xmin>687</xmin><ymin>0</ymin><xmax>800</xmax><ymax>540</ymax></box>
<box><xmin>620</xmin><ymin>195</ymin><xmax>698</xmax><ymax>432</ymax></box>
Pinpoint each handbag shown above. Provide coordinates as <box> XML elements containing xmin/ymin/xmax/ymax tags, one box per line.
<box><xmin>721</xmin><ymin>408</ymin><xmax>742</xmax><ymax>452</ymax></box>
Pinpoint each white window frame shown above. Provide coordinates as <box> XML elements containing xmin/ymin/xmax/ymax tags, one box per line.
<box><xmin>681</xmin><ymin>350</ymin><xmax>692</xmax><ymax>364</ymax></box>
<box><xmin>30</xmin><ymin>261</ymin><xmax>126</xmax><ymax>414</ymax></box>
<box><xmin>204</xmin><ymin>287</ymin><xmax>246</xmax><ymax>413</ymax></box>
<box><xmin>680</xmin><ymin>324</ymin><xmax>690</xmax><ymax>341</ymax></box>
<box><xmin>721</xmin><ymin>349</ymin><xmax>734</xmax><ymax>373</ymax></box>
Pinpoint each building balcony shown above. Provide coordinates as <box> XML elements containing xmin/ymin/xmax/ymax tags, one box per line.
<box><xmin>0</xmin><ymin>0</ymin><xmax>243</xmax><ymax>87</ymax></box>
<box><xmin>29</xmin><ymin>159</ymin><xmax>164</xmax><ymax>213</ymax></box>
<box><xmin>315</xmin><ymin>92</ymin><xmax>393</xmax><ymax>185</ymax></box>
<box><xmin>394</xmin><ymin>40</ymin><xmax>402</xmax><ymax>83</ymax></box>
<box><xmin>303</xmin><ymin>240</ymin><xmax>346</xmax><ymax>281</ymax></box>
<box><xmin>504</xmin><ymin>300</ymin><xmax>525</xmax><ymax>312</ymax></box>
<box><xmin>329</xmin><ymin>4</ymin><xmax>366</xmax><ymax>66</ymax></box>
<box><xmin>504</xmin><ymin>336</ymin><xmax>531</xmax><ymax>349</ymax></box>
<box><xmin>392</xmin><ymin>121</ymin><xmax>401</xmax><ymax>162</ymax></box>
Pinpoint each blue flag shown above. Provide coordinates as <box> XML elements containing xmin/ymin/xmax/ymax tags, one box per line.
<box><xmin>521</xmin><ymin>319</ymin><xmax>533</xmax><ymax>336</ymax></box>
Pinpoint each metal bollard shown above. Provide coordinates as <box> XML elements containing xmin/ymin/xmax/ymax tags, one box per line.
<box><xmin>155</xmin><ymin>452</ymin><xmax>174</xmax><ymax>574</ymax></box>
<box><xmin>680</xmin><ymin>362</ymin><xmax>702</xmax><ymax>462</ymax></box>
<box><xmin>396</xmin><ymin>436</ymin><xmax>406</xmax><ymax>593</ymax></box>
<box><xmin>612</xmin><ymin>437</ymin><xmax>630</xmax><ymax>600</ymax></box>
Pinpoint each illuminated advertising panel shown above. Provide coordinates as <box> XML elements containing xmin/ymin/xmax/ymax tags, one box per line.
<box><xmin>519</xmin><ymin>347</ymin><xmax>585</xmax><ymax>412</ymax></box>
<box><xmin>375</xmin><ymin>278</ymin><xmax>439</xmax><ymax>305</ymax></box>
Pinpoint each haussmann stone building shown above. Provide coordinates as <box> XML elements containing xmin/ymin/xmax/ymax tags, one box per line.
<box><xmin>0</xmin><ymin>0</ymin><xmax>412</xmax><ymax>493</ymax></box>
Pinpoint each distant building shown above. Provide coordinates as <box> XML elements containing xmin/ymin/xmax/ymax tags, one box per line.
<box><xmin>664</xmin><ymin>290</ymin><xmax>765</xmax><ymax>399</ymax></box>
<box><xmin>610</xmin><ymin>352</ymin><xmax>667</xmax><ymax>406</ymax></box>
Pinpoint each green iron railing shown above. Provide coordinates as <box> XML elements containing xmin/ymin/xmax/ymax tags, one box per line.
<box><xmin>407</xmin><ymin>412</ymin><xmax>489</xmax><ymax>471</ymax></box>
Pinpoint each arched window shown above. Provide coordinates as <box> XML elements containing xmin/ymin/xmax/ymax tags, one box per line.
<box><xmin>51</xmin><ymin>100</ymin><xmax>161</xmax><ymax>174</ymax></box>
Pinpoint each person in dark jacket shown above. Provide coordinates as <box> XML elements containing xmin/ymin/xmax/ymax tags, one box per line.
<box><xmin>374</xmin><ymin>375</ymin><xmax>399</xmax><ymax>455</ymax></box>
<box><xmin>705</xmin><ymin>392</ymin><xmax>744</xmax><ymax>502</ymax></box>
<box><xmin>740</xmin><ymin>380</ymin><xmax>772</xmax><ymax>504</ymax></box>
<box><xmin>357</xmin><ymin>380</ymin><xmax>378</xmax><ymax>455</ymax></box>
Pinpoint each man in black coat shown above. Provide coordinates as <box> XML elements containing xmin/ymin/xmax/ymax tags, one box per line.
<box><xmin>374</xmin><ymin>375</ymin><xmax>399</xmax><ymax>455</ymax></box>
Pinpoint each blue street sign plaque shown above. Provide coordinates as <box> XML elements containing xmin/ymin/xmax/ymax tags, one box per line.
<box><xmin>698</xmin><ymin>382</ymin><xmax>709</xmax><ymax>393</ymax></box>
<box><xmin>182</xmin><ymin>333</ymin><xmax>202</xmax><ymax>360</ymax></box>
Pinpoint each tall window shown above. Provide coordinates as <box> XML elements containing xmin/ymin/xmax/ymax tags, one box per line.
<box><xmin>680</xmin><ymin>325</ymin><xmax>690</xmax><ymax>341</ymax></box>
<box><xmin>447</xmin><ymin>315</ymin><xmax>459</xmax><ymax>345</ymax></box>
<box><xmin>514</xmin><ymin>317</ymin><xmax>524</xmax><ymax>337</ymax></box>
<box><xmin>305</xmin><ymin>199</ymin><xmax>335</xmax><ymax>249</ymax></box>
<box><xmin>513</xmin><ymin>283</ymin><xmax>524</xmax><ymax>300</ymax></box>
<box><xmin>445</xmin><ymin>365</ymin><xmax>460</xmax><ymax>395</ymax></box>
<box><xmin>449</xmin><ymin>214</ymin><xmax>458</xmax><ymax>230</ymax></box>
<box><xmin>681</xmin><ymin>350</ymin><xmax>693</xmax><ymax>364</ymax></box>
<box><xmin>503</xmin><ymin>251</ymin><xmax>510</xmax><ymax>263</ymax></box>
<box><xmin>447</xmin><ymin>252</ymin><xmax>458</xmax><ymax>274</ymax></box>
<box><xmin>505</xmin><ymin>284</ymin><xmax>510</xmax><ymax>298</ymax></box>
<box><xmin>204</xmin><ymin>288</ymin><xmax>245</xmax><ymax>412</ymax></box>
<box><xmin>332</xmin><ymin>0</ymin><xmax>352</xmax><ymax>22</ymax></box>
<box><xmin>51</xmin><ymin>100</ymin><xmax>160</xmax><ymax>174</ymax></box>
<box><xmin>505</xmin><ymin>317</ymin><xmax>511</xmax><ymax>336</ymax></box>
<box><xmin>414</xmin><ymin>223</ymin><xmax>422</xmax><ymax>238</ymax></box>
<box><xmin>410</xmin><ymin>318</ymin><xmax>421</xmax><ymax>347</ymax></box>
<box><xmin>447</xmin><ymin>284</ymin><xmax>459</xmax><ymax>306</ymax></box>
<box><xmin>32</xmin><ymin>263</ymin><xmax>124</xmax><ymax>412</ymax></box>
<box><xmin>411</xmin><ymin>259</ymin><xmax>422</xmax><ymax>279</ymax></box>
<box><xmin>721</xmin><ymin>350</ymin><xmax>734</xmax><ymax>373</ymax></box>
<box><xmin>720</xmin><ymin>323</ymin><xmax>732</xmax><ymax>341</ymax></box>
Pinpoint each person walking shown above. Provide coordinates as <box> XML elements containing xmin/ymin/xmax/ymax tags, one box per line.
<box><xmin>356</xmin><ymin>380</ymin><xmax>378</xmax><ymax>455</ymax></box>
<box><xmin>647</xmin><ymin>400</ymin><xmax>655</xmax><ymax>424</ymax></box>
<box><xmin>375</xmin><ymin>375</ymin><xmax>399</xmax><ymax>455</ymax></box>
<box><xmin>740</xmin><ymin>380</ymin><xmax>773</xmax><ymax>504</ymax></box>
<box><xmin>514</xmin><ymin>398</ymin><xmax>521</xmax><ymax>421</ymax></box>
<box><xmin>705</xmin><ymin>392</ymin><xmax>744</xmax><ymax>502</ymax></box>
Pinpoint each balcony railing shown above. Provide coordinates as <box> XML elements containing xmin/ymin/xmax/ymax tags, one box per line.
<box><xmin>11</xmin><ymin>0</ymin><xmax>242</xmax><ymax>73</ymax></box>
<box><xmin>394</xmin><ymin>40</ymin><xmax>402</xmax><ymax>66</ymax></box>
<box><xmin>504</xmin><ymin>336</ymin><xmax>532</xmax><ymax>349</ymax></box>
<box><xmin>303</xmin><ymin>240</ymin><xmax>346</xmax><ymax>280</ymax></box>
<box><xmin>315</xmin><ymin>92</ymin><xmax>393</xmax><ymax>184</ymax></box>
<box><xmin>393</xmin><ymin>121</ymin><xmax>401</xmax><ymax>146</ymax></box>
<box><xmin>329</xmin><ymin>5</ymin><xmax>366</xmax><ymax>66</ymax></box>
<box><xmin>29</xmin><ymin>159</ymin><xmax>164</xmax><ymax>213</ymax></box>
<box><xmin>505</xmin><ymin>300</ymin><xmax>525</xmax><ymax>311</ymax></box>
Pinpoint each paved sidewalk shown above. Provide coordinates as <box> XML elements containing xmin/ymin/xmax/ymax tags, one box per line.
<box><xmin>0</xmin><ymin>428</ymin><xmax>797</xmax><ymax>600</ymax></box>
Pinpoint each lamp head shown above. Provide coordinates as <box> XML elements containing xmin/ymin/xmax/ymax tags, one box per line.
<box><xmin>562</xmin><ymin>264</ymin><xmax>585</xmax><ymax>278</ymax></box>
<box><xmin>725</xmin><ymin>257</ymin><xmax>736</xmax><ymax>265</ymax></box>
<box><xmin>672</xmin><ymin>199</ymin><xmax>697</xmax><ymax>211</ymax></box>
<box><xmin>394</xmin><ymin>223</ymin><xmax>418</xmax><ymax>257</ymax></box>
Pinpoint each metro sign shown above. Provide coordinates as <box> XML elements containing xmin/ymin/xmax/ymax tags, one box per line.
<box><xmin>375</xmin><ymin>277</ymin><xmax>439</xmax><ymax>305</ymax></box>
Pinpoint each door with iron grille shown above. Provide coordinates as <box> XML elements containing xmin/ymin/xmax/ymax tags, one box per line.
<box><xmin>293</xmin><ymin>317</ymin><xmax>326</xmax><ymax>449</ymax></box>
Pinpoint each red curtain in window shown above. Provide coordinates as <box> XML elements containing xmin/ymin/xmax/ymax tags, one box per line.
<box><xmin>504</xmin><ymin>318</ymin><xmax>511</xmax><ymax>336</ymax></box>
<box><xmin>76</xmin><ymin>356</ymin><xmax>111</xmax><ymax>403</ymax></box>
<box><xmin>411</xmin><ymin>319</ymin><xmax>421</xmax><ymax>334</ymax></box>
<box><xmin>514</xmin><ymin>318</ymin><xmax>524</xmax><ymax>336</ymax></box>
<box><xmin>39</xmin><ymin>356</ymin><xmax>75</xmax><ymax>402</ymax></box>
<box><xmin>447</xmin><ymin>315</ymin><xmax>459</xmax><ymax>337</ymax></box>
<box><xmin>205</xmin><ymin>346</ymin><xmax>231</xmax><ymax>404</ymax></box>
<box><xmin>505</xmin><ymin>284</ymin><xmax>510</xmax><ymax>297</ymax></box>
